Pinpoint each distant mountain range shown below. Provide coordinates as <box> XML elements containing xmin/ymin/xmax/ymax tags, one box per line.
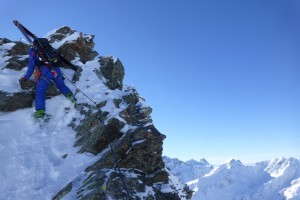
<box><xmin>164</xmin><ymin>156</ymin><xmax>300</xmax><ymax>200</ymax></box>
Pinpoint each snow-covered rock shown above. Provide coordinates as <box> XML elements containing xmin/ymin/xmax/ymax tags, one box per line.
<box><xmin>0</xmin><ymin>27</ymin><xmax>191</xmax><ymax>200</ymax></box>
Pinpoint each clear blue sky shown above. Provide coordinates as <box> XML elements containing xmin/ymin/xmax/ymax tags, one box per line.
<box><xmin>1</xmin><ymin>0</ymin><xmax>299</xmax><ymax>164</ymax></box>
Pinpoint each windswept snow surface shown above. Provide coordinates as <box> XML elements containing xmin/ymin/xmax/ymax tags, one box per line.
<box><xmin>0</xmin><ymin>54</ymin><xmax>147</xmax><ymax>199</ymax></box>
<box><xmin>0</xmin><ymin>59</ymin><xmax>101</xmax><ymax>199</ymax></box>
<box><xmin>164</xmin><ymin>157</ymin><xmax>300</xmax><ymax>200</ymax></box>
<box><xmin>0</xmin><ymin>100</ymin><xmax>99</xmax><ymax>200</ymax></box>
<box><xmin>0</xmin><ymin>31</ymin><xmax>152</xmax><ymax>199</ymax></box>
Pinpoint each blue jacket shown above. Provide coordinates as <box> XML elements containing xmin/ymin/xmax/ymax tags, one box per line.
<box><xmin>24</xmin><ymin>47</ymin><xmax>73</xmax><ymax>110</ymax></box>
<box><xmin>24</xmin><ymin>47</ymin><xmax>39</xmax><ymax>80</ymax></box>
<box><xmin>24</xmin><ymin>47</ymin><xmax>62</xmax><ymax>80</ymax></box>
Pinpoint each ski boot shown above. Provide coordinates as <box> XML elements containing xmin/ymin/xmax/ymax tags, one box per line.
<box><xmin>34</xmin><ymin>109</ymin><xmax>45</xmax><ymax>118</ymax></box>
<box><xmin>66</xmin><ymin>92</ymin><xmax>77</xmax><ymax>103</ymax></box>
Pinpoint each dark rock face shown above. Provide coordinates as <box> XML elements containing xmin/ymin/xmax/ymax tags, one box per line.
<box><xmin>74</xmin><ymin>110</ymin><xmax>125</xmax><ymax>154</ymax></box>
<box><xmin>0</xmin><ymin>91</ymin><xmax>34</xmax><ymax>111</ymax></box>
<box><xmin>60</xmin><ymin>82</ymin><xmax>192</xmax><ymax>199</ymax></box>
<box><xmin>19</xmin><ymin>80</ymin><xmax>36</xmax><ymax>90</ymax></box>
<box><xmin>0</xmin><ymin>39</ymin><xmax>29</xmax><ymax>70</ymax></box>
<box><xmin>5</xmin><ymin>57</ymin><xmax>29</xmax><ymax>70</ymax></box>
<box><xmin>97</xmin><ymin>56</ymin><xmax>125</xmax><ymax>90</ymax></box>
<box><xmin>48</xmin><ymin>26</ymin><xmax>98</xmax><ymax>64</ymax></box>
<box><xmin>85</xmin><ymin>126</ymin><xmax>166</xmax><ymax>174</ymax></box>
<box><xmin>7</xmin><ymin>41</ymin><xmax>29</xmax><ymax>56</ymax></box>
<box><xmin>120</xmin><ymin>88</ymin><xmax>153</xmax><ymax>126</ymax></box>
<box><xmin>1</xmin><ymin>27</ymin><xmax>191</xmax><ymax>200</ymax></box>
<box><xmin>63</xmin><ymin>114</ymin><xmax>183</xmax><ymax>200</ymax></box>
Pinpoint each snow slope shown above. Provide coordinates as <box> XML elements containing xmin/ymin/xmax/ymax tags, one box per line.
<box><xmin>164</xmin><ymin>157</ymin><xmax>300</xmax><ymax>200</ymax></box>
<box><xmin>0</xmin><ymin>41</ymin><xmax>138</xmax><ymax>199</ymax></box>
<box><xmin>0</xmin><ymin>58</ymin><xmax>107</xmax><ymax>199</ymax></box>
<box><xmin>0</xmin><ymin>98</ymin><xmax>99</xmax><ymax>200</ymax></box>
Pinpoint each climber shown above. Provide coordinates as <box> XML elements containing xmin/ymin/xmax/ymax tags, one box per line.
<box><xmin>19</xmin><ymin>38</ymin><xmax>77</xmax><ymax>118</ymax></box>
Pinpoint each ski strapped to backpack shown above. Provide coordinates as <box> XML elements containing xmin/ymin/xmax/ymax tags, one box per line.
<box><xmin>13</xmin><ymin>20</ymin><xmax>80</xmax><ymax>72</ymax></box>
<box><xmin>33</xmin><ymin>38</ymin><xmax>62</xmax><ymax>66</ymax></box>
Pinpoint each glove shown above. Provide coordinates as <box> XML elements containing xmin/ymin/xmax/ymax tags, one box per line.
<box><xmin>19</xmin><ymin>77</ymin><xmax>27</xmax><ymax>82</ymax></box>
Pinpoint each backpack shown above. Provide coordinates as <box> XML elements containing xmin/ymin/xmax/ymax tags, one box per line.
<box><xmin>33</xmin><ymin>38</ymin><xmax>62</xmax><ymax>66</ymax></box>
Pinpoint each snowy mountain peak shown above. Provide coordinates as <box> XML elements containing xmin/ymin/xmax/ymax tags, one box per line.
<box><xmin>225</xmin><ymin>158</ymin><xmax>243</xmax><ymax>169</ymax></box>
<box><xmin>186</xmin><ymin>158</ymin><xmax>210</xmax><ymax>166</ymax></box>
<box><xmin>266</xmin><ymin>157</ymin><xmax>300</xmax><ymax>178</ymax></box>
<box><xmin>164</xmin><ymin>156</ymin><xmax>300</xmax><ymax>200</ymax></box>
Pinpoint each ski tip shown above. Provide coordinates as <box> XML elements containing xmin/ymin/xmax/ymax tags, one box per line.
<box><xmin>13</xmin><ymin>20</ymin><xmax>19</xmax><ymax>26</ymax></box>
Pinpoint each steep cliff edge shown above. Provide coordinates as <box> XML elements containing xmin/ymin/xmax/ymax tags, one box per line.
<box><xmin>0</xmin><ymin>27</ymin><xmax>191</xmax><ymax>199</ymax></box>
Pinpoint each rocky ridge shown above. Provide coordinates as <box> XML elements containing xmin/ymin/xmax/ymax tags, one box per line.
<box><xmin>0</xmin><ymin>27</ymin><xmax>191</xmax><ymax>199</ymax></box>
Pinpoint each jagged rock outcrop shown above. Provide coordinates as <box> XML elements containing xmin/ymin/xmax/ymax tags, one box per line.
<box><xmin>0</xmin><ymin>91</ymin><xmax>33</xmax><ymax>111</ymax></box>
<box><xmin>48</xmin><ymin>26</ymin><xmax>98</xmax><ymax>64</ymax></box>
<box><xmin>65</xmin><ymin>83</ymin><xmax>190</xmax><ymax>199</ymax></box>
<box><xmin>0</xmin><ymin>38</ymin><xmax>29</xmax><ymax>70</ymax></box>
<box><xmin>0</xmin><ymin>27</ymin><xmax>191</xmax><ymax>200</ymax></box>
<box><xmin>97</xmin><ymin>56</ymin><xmax>125</xmax><ymax>90</ymax></box>
<box><xmin>5</xmin><ymin>41</ymin><xmax>29</xmax><ymax>70</ymax></box>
